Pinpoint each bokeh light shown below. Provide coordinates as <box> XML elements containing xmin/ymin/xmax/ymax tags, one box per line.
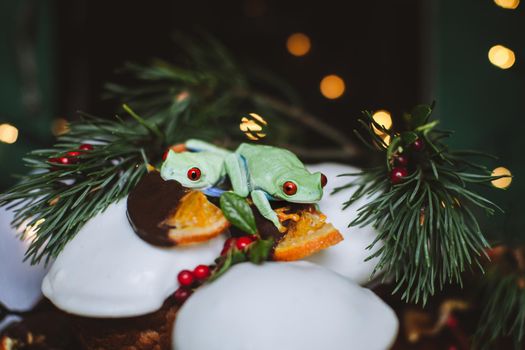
<box><xmin>320</xmin><ymin>75</ymin><xmax>345</xmax><ymax>99</ymax></box>
<box><xmin>372</xmin><ymin>110</ymin><xmax>393</xmax><ymax>135</ymax></box>
<box><xmin>491</xmin><ymin>166</ymin><xmax>512</xmax><ymax>189</ymax></box>
<box><xmin>488</xmin><ymin>45</ymin><xmax>516</xmax><ymax>69</ymax></box>
<box><xmin>0</xmin><ymin>123</ymin><xmax>19</xmax><ymax>144</ymax></box>
<box><xmin>494</xmin><ymin>0</ymin><xmax>520</xmax><ymax>9</ymax></box>
<box><xmin>52</xmin><ymin>118</ymin><xmax>70</xmax><ymax>136</ymax></box>
<box><xmin>240</xmin><ymin>113</ymin><xmax>267</xmax><ymax>140</ymax></box>
<box><xmin>286</xmin><ymin>33</ymin><xmax>311</xmax><ymax>57</ymax></box>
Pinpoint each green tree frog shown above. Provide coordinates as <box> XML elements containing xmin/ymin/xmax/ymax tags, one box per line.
<box><xmin>160</xmin><ymin>139</ymin><xmax>327</xmax><ymax>231</ymax></box>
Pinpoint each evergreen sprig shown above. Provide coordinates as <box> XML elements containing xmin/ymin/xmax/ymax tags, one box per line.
<box><xmin>335</xmin><ymin>104</ymin><xmax>507</xmax><ymax>304</ymax></box>
<box><xmin>103</xmin><ymin>33</ymin><xmax>303</xmax><ymax>147</ymax></box>
<box><xmin>474</xmin><ymin>248</ymin><xmax>525</xmax><ymax>349</ymax></box>
<box><xmin>0</xmin><ymin>109</ymin><xmax>157</xmax><ymax>264</ymax></box>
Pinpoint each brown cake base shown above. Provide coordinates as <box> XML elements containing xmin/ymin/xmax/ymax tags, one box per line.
<box><xmin>1</xmin><ymin>299</ymin><xmax>179</xmax><ymax>350</ymax></box>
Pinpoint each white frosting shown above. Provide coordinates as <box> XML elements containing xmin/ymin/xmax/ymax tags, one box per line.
<box><xmin>306</xmin><ymin>163</ymin><xmax>382</xmax><ymax>284</ymax></box>
<box><xmin>173</xmin><ymin>262</ymin><xmax>398</xmax><ymax>350</ymax></box>
<box><xmin>0</xmin><ymin>207</ymin><xmax>49</xmax><ymax>330</ymax></box>
<box><xmin>42</xmin><ymin>199</ymin><xmax>225</xmax><ymax>318</ymax></box>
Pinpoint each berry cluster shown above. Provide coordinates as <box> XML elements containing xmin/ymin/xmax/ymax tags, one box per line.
<box><xmin>173</xmin><ymin>264</ymin><xmax>212</xmax><ymax>304</ymax></box>
<box><xmin>173</xmin><ymin>235</ymin><xmax>258</xmax><ymax>305</ymax></box>
<box><xmin>48</xmin><ymin>143</ymin><xmax>94</xmax><ymax>167</ymax></box>
<box><xmin>389</xmin><ymin>138</ymin><xmax>424</xmax><ymax>184</ymax></box>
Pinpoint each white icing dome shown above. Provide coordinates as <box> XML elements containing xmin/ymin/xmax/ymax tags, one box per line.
<box><xmin>42</xmin><ymin>199</ymin><xmax>225</xmax><ymax>318</ymax></box>
<box><xmin>306</xmin><ymin>163</ymin><xmax>381</xmax><ymax>284</ymax></box>
<box><xmin>0</xmin><ymin>207</ymin><xmax>49</xmax><ymax>330</ymax></box>
<box><xmin>173</xmin><ymin>262</ymin><xmax>398</xmax><ymax>350</ymax></box>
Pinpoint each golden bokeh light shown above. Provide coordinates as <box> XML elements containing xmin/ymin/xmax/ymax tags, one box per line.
<box><xmin>320</xmin><ymin>75</ymin><xmax>345</xmax><ymax>99</ymax></box>
<box><xmin>240</xmin><ymin>113</ymin><xmax>268</xmax><ymax>140</ymax></box>
<box><xmin>380</xmin><ymin>133</ymin><xmax>391</xmax><ymax>147</ymax></box>
<box><xmin>494</xmin><ymin>0</ymin><xmax>520</xmax><ymax>9</ymax></box>
<box><xmin>286</xmin><ymin>33</ymin><xmax>311</xmax><ymax>57</ymax></box>
<box><xmin>372</xmin><ymin>110</ymin><xmax>393</xmax><ymax>135</ymax></box>
<box><xmin>0</xmin><ymin>123</ymin><xmax>19</xmax><ymax>144</ymax></box>
<box><xmin>52</xmin><ymin>118</ymin><xmax>70</xmax><ymax>136</ymax></box>
<box><xmin>491</xmin><ymin>166</ymin><xmax>512</xmax><ymax>189</ymax></box>
<box><xmin>488</xmin><ymin>45</ymin><xmax>516</xmax><ymax>69</ymax></box>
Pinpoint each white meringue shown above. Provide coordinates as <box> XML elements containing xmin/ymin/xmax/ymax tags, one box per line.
<box><xmin>306</xmin><ymin>163</ymin><xmax>381</xmax><ymax>284</ymax></box>
<box><xmin>173</xmin><ymin>261</ymin><xmax>398</xmax><ymax>350</ymax></box>
<box><xmin>42</xmin><ymin>199</ymin><xmax>225</xmax><ymax>318</ymax></box>
<box><xmin>0</xmin><ymin>207</ymin><xmax>49</xmax><ymax>330</ymax></box>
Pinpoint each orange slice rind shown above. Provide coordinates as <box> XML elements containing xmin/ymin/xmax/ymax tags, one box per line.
<box><xmin>273</xmin><ymin>208</ymin><xmax>343</xmax><ymax>261</ymax></box>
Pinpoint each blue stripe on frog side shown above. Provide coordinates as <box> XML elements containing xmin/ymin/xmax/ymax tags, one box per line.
<box><xmin>203</xmin><ymin>187</ymin><xmax>226</xmax><ymax>197</ymax></box>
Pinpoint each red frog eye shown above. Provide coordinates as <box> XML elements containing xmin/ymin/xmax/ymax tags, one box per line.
<box><xmin>321</xmin><ymin>173</ymin><xmax>328</xmax><ymax>188</ymax></box>
<box><xmin>187</xmin><ymin>167</ymin><xmax>201</xmax><ymax>181</ymax></box>
<box><xmin>283</xmin><ymin>181</ymin><xmax>297</xmax><ymax>195</ymax></box>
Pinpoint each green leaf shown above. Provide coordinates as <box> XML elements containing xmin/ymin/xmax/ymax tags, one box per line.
<box><xmin>209</xmin><ymin>249</ymin><xmax>247</xmax><ymax>282</ymax></box>
<box><xmin>411</xmin><ymin>104</ymin><xmax>432</xmax><ymax>127</ymax></box>
<box><xmin>248</xmin><ymin>239</ymin><xmax>275</xmax><ymax>264</ymax></box>
<box><xmin>220</xmin><ymin>192</ymin><xmax>257</xmax><ymax>234</ymax></box>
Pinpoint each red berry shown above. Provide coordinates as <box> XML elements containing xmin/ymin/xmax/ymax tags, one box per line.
<box><xmin>390</xmin><ymin>167</ymin><xmax>408</xmax><ymax>184</ymax></box>
<box><xmin>446</xmin><ymin>315</ymin><xmax>458</xmax><ymax>329</ymax></box>
<box><xmin>58</xmin><ymin>157</ymin><xmax>72</xmax><ymax>165</ymax></box>
<box><xmin>79</xmin><ymin>143</ymin><xmax>94</xmax><ymax>151</ymax></box>
<box><xmin>173</xmin><ymin>287</ymin><xmax>192</xmax><ymax>304</ymax></box>
<box><xmin>67</xmin><ymin>151</ymin><xmax>81</xmax><ymax>157</ymax></box>
<box><xmin>412</xmin><ymin>138</ymin><xmax>424</xmax><ymax>151</ymax></box>
<box><xmin>177</xmin><ymin>270</ymin><xmax>195</xmax><ymax>286</ymax></box>
<box><xmin>394</xmin><ymin>154</ymin><xmax>409</xmax><ymax>167</ymax></box>
<box><xmin>221</xmin><ymin>238</ymin><xmax>235</xmax><ymax>256</ymax></box>
<box><xmin>236</xmin><ymin>236</ymin><xmax>255</xmax><ymax>250</ymax></box>
<box><xmin>193</xmin><ymin>265</ymin><xmax>211</xmax><ymax>280</ymax></box>
<box><xmin>48</xmin><ymin>157</ymin><xmax>60</xmax><ymax>163</ymax></box>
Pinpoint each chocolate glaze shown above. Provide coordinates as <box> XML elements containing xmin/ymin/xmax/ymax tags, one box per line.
<box><xmin>126</xmin><ymin>172</ymin><xmax>188</xmax><ymax>247</ymax></box>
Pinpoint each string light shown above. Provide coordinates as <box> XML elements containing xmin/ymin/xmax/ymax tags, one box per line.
<box><xmin>0</xmin><ymin>123</ymin><xmax>19</xmax><ymax>144</ymax></box>
<box><xmin>488</xmin><ymin>45</ymin><xmax>516</xmax><ymax>69</ymax></box>
<box><xmin>494</xmin><ymin>0</ymin><xmax>520</xmax><ymax>9</ymax></box>
<box><xmin>52</xmin><ymin>118</ymin><xmax>70</xmax><ymax>136</ymax></box>
<box><xmin>320</xmin><ymin>75</ymin><xmax>345</xmax><ymax>99</ymax></box>
<box><xmin>491</xmin><ymin>166</ymin><xmax>512</xmax><ymax>189</ymax></box>
<box><xmin>240</xmin><ymin>113</ymin><xmax>267</xmax><ymax>140</ymax></box>
<box><xmin>286</xmin><ymin>33</ymin><xmax>311</xmax><ymax>57</ymax></box>
<box><xmin>372</xmin><ymin>110</ymin><xmax>393</xmax><ymax>135</ymax></box>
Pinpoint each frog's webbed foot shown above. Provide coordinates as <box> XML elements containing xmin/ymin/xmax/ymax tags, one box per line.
<box><xmin>251</xmin><ymin>190</ymin><xmax>286</xmax><ymax>233</ymax></box>
<box><xmin>274</xmin><ymin>207</ymin><xmax>300</xmax><ymax>223</ymax></box>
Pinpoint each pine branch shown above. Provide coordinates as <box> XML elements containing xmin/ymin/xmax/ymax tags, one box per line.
<box><xmin>336</xmin><ymin>104</ymin><xmax>508</xmax><ymax>304</ymax></box>
<box><xmin>103</xmin><ymin>34</ymin><xmax>359</xmax><ymax>160</ymax></box>
<box><xmin>0</xmin><ymin>110</ymin><xmax>159</xmax><ymax>264</ymax></box>
<box><xmin>473</xmin><ymin>247</ymin><xmax>525</xmax><ymax>349</ymax></box>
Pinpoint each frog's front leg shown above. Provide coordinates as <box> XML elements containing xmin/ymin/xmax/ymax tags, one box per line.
<box><xmin>251</xmin><ymin>190</ymin><xmax>286</xmax><ymax>233</ymax></box>
<box><xmin>224</xmin><ymin>153</ymin><xmax>250</xmax><ymax>197</ymax></box>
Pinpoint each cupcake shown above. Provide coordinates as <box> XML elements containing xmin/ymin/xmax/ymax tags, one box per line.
<box><xmin>1</xmin><ymin>146</ymin><xmax>398</xmax><ymax>350</ymax></box>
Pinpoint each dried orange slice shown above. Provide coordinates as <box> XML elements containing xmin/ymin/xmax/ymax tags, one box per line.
<box><xmin>162</xmin><ymin>191</ymin><xmax>230</xmax><ymax>245</ymax></box>
<box><xmin>273</xmin><ymin>208</ymin><xmax>343</xmax><ymax>261</ymax></box>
